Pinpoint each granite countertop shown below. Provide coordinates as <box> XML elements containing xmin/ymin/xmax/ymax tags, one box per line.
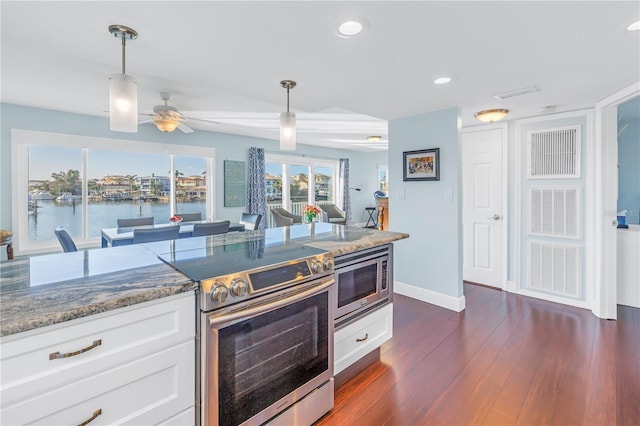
<box><xmin>0</xmin><ymin>224</ymin><xmax>409</xmax><ymax>337</ymax></box>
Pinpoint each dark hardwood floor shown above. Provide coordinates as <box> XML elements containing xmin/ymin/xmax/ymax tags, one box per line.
<box><xmin>317</xmin><ymin>283</ymin><xmax>640</xmax><ymax>425</ymax></box>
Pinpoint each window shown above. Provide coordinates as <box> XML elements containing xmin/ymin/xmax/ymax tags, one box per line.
<box><xmin>378</xmin><ymin>164</ymin><xmax>389</xmax><ymax>194</ymax></box>
<box><xmin>13</xmin><ymin>130</ymin><xmax>214</xmax><ymax>254</ymax></box>
<box><xmin>265</xmin><ymin>154</ymin><xmax>339</xmax><ymax>227</ymax></box>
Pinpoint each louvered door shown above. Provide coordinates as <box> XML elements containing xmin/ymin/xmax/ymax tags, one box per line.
<box><xmin>523</xmin><ymin>125</ymin><xmax>585</xmax><ymax>303</ymax></box>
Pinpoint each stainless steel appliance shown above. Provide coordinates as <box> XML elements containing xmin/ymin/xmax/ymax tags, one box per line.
<box><xmin>333</xmin><ymin>244</ymin><xmax>392</xmax><ymax>326</ymax></box>
<box><xmin>158</xmin><ymin>240</ymin><xmax>335</xmax><ymax>426</ymax></box>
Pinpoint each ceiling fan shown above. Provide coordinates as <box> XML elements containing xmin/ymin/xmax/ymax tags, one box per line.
<box><xmin>140</xmin><ymin>93</ymin><xmax>218</xmax><ymax>133</ymax></box>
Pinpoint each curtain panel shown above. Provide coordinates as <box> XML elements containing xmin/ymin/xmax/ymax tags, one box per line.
<box><xmin>246</xmin><ymin>147</ymin><xmax>267</xmax><ymax>230</ymax></box>
<box><xmin>339</xmin><ymin>158</ymin><xmax>352</xmax><ymax>225</ymax></box>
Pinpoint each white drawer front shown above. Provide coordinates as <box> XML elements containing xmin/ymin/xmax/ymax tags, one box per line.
<box><xmin>334</xmin><ymin>303</ymin><xmax>393</xmax><ymax>374</ymax></box>
<box><xmin>1</xmin><ymin>340</ymin><xmax>194</xmax><ymax>425</ymax></box>
<box><xmin>1</xmin><ymin>292</ymin><xmax>194</xmax><ymax>405</ymax></box>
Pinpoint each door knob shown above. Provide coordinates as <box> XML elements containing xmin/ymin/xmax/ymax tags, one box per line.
<box><xmin>487</xmin><ymin>214</ymin><xmax>501</xmax><ymax>220</ymax></box>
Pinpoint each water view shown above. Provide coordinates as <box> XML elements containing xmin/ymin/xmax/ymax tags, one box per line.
<box><xmin>29</xmin><ymin>200</ymin><xmax>206</xmax><ymax>241</ymax></box>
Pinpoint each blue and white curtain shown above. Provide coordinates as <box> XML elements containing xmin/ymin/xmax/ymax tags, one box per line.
<box><xmin>340</xmin><ymin>158</ymin><xmax>352</xmax><ymax>225</ymax></box>
<box><xmin>246</xmin><ymin>147</ymin><xmax>267</xmax><ymax>230</ymax></box>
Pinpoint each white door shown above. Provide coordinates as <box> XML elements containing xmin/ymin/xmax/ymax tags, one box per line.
<box><xmin>462</xmin><ymin>128</ymin><xmax>505</xmax><ymax>288</ymax></box>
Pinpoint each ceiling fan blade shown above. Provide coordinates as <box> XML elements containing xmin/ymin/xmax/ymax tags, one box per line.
<box><xmin>178</xmin><ymin>123</ymin><xmax>194</xmax><ymax>133</ymax></box>
<box><xmin>184</xmin><ymin>116</ymin><xmax>220</xmax><ymax>125</ymax></box>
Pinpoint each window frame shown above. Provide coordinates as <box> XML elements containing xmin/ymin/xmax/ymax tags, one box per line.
<box><xmin>11</xmin><ymin>129</ymin><xmax>215</xmax><ymax>255</ymax></box>
<box><xmin>265</xmin><ymin>153</ymin><xmax>340</xmax><ymax>210</ymax></box>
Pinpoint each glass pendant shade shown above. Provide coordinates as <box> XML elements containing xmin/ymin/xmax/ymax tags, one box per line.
<box><xmin>154</xmin><ymin>117</ymin><xmax>180</xmax><ymax>132</ymax></box>
<box><xmin>280</xmin><ymin>111</ymin><xmax>296</xmax><ymax>151</ymax></box>
<box><xmin>109</xmin><ymin>73</ymin><xmax>138</xmax><ymax>132</ymax></box>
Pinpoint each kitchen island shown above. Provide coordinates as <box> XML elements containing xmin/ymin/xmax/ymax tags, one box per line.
<box><xmin>0</xmin><ymin>223</ymin><xmax>409</xmax><ymax>425</ymax></box>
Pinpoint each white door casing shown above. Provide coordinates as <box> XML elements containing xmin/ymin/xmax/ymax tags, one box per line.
<box><xmin>461</xmin><ymin>126</ymin><xmax>507</xmax><ymax>289</ymax></box>
<box><xmin>593</xmin><ymin>81</ymin><xmax>640</xmax><ymax>319</ymax></box>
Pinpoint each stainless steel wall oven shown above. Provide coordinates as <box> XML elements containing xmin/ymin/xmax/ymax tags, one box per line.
<box><xmin>334</xmin><ymin>244</ymin><xmax>392</xmax><ymax>326</ymax></box>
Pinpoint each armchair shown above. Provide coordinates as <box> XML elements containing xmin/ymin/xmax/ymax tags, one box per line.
<box><xmin>271</xmin><ymin>208</ymin><xmax>302</xmax><ymax>227</ymax></box>
<box><xmin>319</xmin><ymin>204</ymin><xmax>347</xmax><ymax>225</ymax></box>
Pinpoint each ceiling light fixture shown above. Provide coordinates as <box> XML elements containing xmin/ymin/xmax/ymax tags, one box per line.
<box><xmin>153</xmin><ymin>116</ymin><xmax>181</xmax><ymax>133</ymax></box>
<box><xmin>280</xmin><ymin>80</ymin><xmax>297</xmax><ymax>151</ymax></box>
<box><xmin>108</xmin><ymin>24</ymin><xmax>138</xmax><ymax>133</ymax></box>
<box><xmin>367</xmin><ymin>135</ymin><xmax>382</xmax><ymax>142</ymax></box>
<box><xmin>627</xmin><ymin>20</ymin><xmax>640</xmax><ymax>31</ymax></box>
<box><xmin>338</xmin><ymin>20</ymin><xmax>364</xmax><ymax>37</ymax></box>
<box><xmin>434</xmin><ymin>77</ymin><xmax>452</xmax><ymax>85</ymax></box>
<box><xmin>474</xmin><ymin>109</ymin><xmax>509</xmax><ymax>123</ymax></box>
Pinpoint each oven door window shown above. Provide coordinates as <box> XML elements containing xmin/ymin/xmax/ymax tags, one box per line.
<box><xmin>217</xmin><ymin>292</ymin><xmax>329</xmax><ymax>426</ymax></box>
<box><xmin>337</xmin><ymin>262</ymin><xmax>378</xmax><ymax>308</ymax></box>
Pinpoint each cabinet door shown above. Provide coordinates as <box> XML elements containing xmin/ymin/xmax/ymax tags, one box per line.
<box><xmin>2</xmin><ymin>340</ymin><xmax>194</xmax><ymax>425</ymax></box>
<box><xmin>1</xmin><ymin>293</ymin><xmax>194</xmax><ymax>405</ymax></box>
<box><xmin>334</xmin><ymin>303</ymin><xmax>393</xmax><ymax>374</ymax></box>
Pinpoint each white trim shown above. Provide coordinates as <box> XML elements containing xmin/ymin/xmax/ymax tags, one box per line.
<box><xmin>514</xmin><ymin>109</ymin><xmax>592</xmax><ymax>307</ymax></box>
<box><xmin>461</xmin><ymin>123</ymin><xmax>509</xmax><ymax>292</ymax></box>
<box><xmin>506</xmin><ymin>280</ymin><xmax>517</xmax><ymax>293</ymax></box>
<box><xmin>593</xmin><ymin>81</ymin><xmax>640</xmax><ymax>319</ymax></box>
<box><xmin>394</xmin><ymin>281</ymin><xmax>466</xmax><ymax>312</ymax></box>
<box><xmin>517</xmin><ymin>288</ymin><xmax>591</xmax><ymax>310</ymax></box>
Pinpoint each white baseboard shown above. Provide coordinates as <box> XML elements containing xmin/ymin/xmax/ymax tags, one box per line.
<box><xmin>394</xmin><ymin>281</ymin><xmax>466</xmax><ymax>312</ymax></box>
<box><xmin>506</xmin><ymin>280</ymin><xmax>517</xmax><ymax>293</ymax></box>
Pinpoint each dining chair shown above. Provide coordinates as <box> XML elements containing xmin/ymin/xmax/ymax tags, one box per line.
<box><xmin>177</xmin><ymin>212</ymin><xmax>202</xmax><ymax>223</ymax></box>
<box><xmin>271</xmin><ymin>208</ymin><xmax>302</xmax><ymax>227</ymax></box>
<box><xmin>318</xmin><ymin>204</ymin><xmax>347</xmax><ymax>225</ymax></box>
<box><xmin>54</xmin><ymin>226</ymin><xmax>78</xmax><ymax>252</ymax></box>
<box><xmin>240</xmin><ymin>213</ymin><xmax>262</xmax><ymax>231</ymax></box>
<box><xmin>117</xmin><ymin>216</ymin><xmax>154</xmax><ymax>227</ymax></box>
<box><xmin>192</xmin><ymin>221</ymin><xmax>230</xmax><ymax>237</ymax></box>
<box><xmin>132</xmin><ymin>226</ymin><xmax>180</xmax><ymax>244</ymax></box>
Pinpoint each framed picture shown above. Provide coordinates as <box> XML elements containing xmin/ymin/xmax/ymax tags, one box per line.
<box><xmin>403</xmin><ymin>148</ymin><xmax>440</xmax><ymax>181</ymax></box>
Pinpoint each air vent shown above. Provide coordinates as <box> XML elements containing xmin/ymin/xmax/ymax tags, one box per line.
<box><xmin>528</xmin><ymin>241</ymin><xmax>580</xmax><ymax>298</ymax></box>
<box><xmin>530</xmin><ymin>188</ymin><xmax>580</xmax><ymax>238</ymax></box>
<box><xmin>528</xmin><ymin>126</ymin><xmax>580</xmax><ymax>178</ymax></box>
<box><xmin>493</xmin><ymin>85</ymin><xmax>540</xmax><ymax>100</ymax></box>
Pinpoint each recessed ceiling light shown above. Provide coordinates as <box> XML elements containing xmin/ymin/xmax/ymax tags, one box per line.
<box><xmin>628</xmin><ymin>20</ymin><xmax>640</xmax><ymax>31</ymax></box>
<box><xmin>338</xmin><ymin>20</ymin><xmax>364</xmax><ymax>37</ymax></box>
<box><xmin>434</xmin><ymin>77</ymin><xmax>452</xmax><ymax>85</ymax></box>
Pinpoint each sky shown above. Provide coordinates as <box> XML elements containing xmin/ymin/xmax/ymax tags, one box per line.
<box><xmin>29</xmin><ymin>145</ymin><xmax>206</xmax><ymax>181</ymax></box>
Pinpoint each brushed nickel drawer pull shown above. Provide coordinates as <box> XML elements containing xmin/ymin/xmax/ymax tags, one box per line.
<box><xmin>356</xmin><ymin>333</ymin><xmax>369</xmax><ymax>342</ymax></box>
<box><xmin>78</xmin><ymin>408</ymin><xmax>102</xmax><ymax>426</ymax></box>
<box><xmin>49</xmin><ymin>339</ymin><xmax>102</xmax><ymax>360</ymax></box>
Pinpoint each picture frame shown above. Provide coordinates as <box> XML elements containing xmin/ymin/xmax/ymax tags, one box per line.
<box><xmin>403</xmin><ymin>148</ymin><xmax>440</xmax><ymax>181</ymax></box>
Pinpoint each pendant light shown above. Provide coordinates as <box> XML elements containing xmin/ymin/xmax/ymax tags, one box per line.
<box><xmin>109</xmin><ymin>25</ymin><xmax>138</xmax><ymax>133</ymax></box>
<box><xmin>279</xmin><ymin>80</ymin><xmax>297</xmax><ymax>151</ymax></box>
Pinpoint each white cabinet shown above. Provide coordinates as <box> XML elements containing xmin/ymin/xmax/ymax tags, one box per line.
<box><xmin>334</xmin><ymin>303</ymin><xmax>393</xmax><ymax>375</ymax></box>
<box><xmin>617</xmin><ymin>226</ymin><xmax>640</xmax><ymax>308</ymax></box>
<box><xmin>0</xmin><ymin>292</ymin><xmax>195</xmax><ymax>425</ymax></box>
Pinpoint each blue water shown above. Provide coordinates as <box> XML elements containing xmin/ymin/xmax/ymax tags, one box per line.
<box><xmin>29</xmin><ymin>200</ymin><xmax>206</xmax><ymax>241</ymax></box>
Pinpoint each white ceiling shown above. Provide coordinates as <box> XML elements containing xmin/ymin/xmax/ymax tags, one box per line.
<box><xmin>1</xmin><ymin>1</ymin><xmax>639</xmax><ymax>152</ymax></box>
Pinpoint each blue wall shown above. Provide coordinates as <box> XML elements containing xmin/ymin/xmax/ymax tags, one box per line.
<box><xmin>0</xmin><ymin>103</ymin><xmax>386</xmax><ymax>249</ymax></box>
<box><xmin>617</xmin><ymin>100</ymin><xmax>640</xmax><ymax>225</ymax></box>
<box><xmin>388</xmin><ymin>107</ymin><xmax>463</xmax><ymax>299</ymax></box>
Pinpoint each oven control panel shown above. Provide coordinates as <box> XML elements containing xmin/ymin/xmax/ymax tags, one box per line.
<box><xmin>200</xmin><ymin>252</ymin><xmax>333</xmax><ymax>311</ymax></box>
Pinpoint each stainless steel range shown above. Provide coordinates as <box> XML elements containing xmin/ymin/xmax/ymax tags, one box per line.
<box><xmin>158</xmin><ymin>239</ymin><xmax>335</xmax><ymax>426</ymax></box>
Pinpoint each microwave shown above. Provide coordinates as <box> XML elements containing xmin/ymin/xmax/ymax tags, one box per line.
<box><xmin>333</xmin><ymin>244</ymin><xmax>392</xmax><ymax>325</ymax></box>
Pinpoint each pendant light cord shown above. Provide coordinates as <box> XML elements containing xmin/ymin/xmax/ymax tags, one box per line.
<box><xmin>121</xmin><ymin>34</ymin><xmax>127</xmax><ymax>74</ymax></box>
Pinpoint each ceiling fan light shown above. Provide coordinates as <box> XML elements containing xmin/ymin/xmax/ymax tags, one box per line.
<box><xmin>154</xmin><ymin>116</ymin><xmax>180</xmax><ymax>132</ymax></box>
<box><xmin>109</xmin><ymin>73</ymin><xmax>138</xmax><ymax>132</ymax></box>
<box><xmin>474</xmin><ymin>109</ymin><xmax>509</xmax><ymax>123</ymax></box>
<box><xmin>280</xmin><ymin>111</ymin><xmax>296</xmax><ymax>150</ymax></box>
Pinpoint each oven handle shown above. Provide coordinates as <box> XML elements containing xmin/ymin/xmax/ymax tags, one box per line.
<box><xmin>207</xmin><ymin>277</ymin><xmax>335</xmax><ymax>327</ymax></box>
